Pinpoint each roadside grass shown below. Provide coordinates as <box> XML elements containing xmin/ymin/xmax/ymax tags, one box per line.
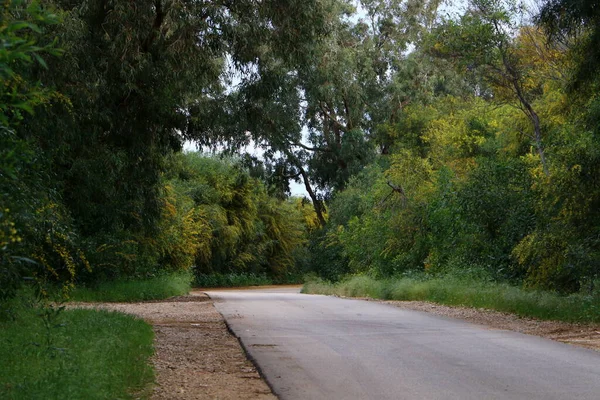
<box><xmin>0</xmin><ymin>296</ymin><xmax>154</xmax><ymax>400</ymax></box>
<box><xmin>70</xmin><ymin>271</ymin><xmax>192</xmax><ymax>302</ymax></box>
<box><xmin>195</xmin><ymin>272</ymin><xmax>273</xmax><ymax>288</ymax></box>
<box><xmin>303</xmin><ymin>275</ymin><xmax>600</xmax><ymax>323</ymax></box>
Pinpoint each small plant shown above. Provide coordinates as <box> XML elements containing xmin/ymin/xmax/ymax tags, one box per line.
<box><xmin>37</xmin><ymin>301</ymin><xmax>66</xmax><ymax>357</ymax></box>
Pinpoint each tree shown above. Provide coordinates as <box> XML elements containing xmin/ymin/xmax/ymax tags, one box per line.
<box><xmin>191</xmin><ymin>0</ymin><xmax>444</xmax><ymax>225</ymax></box>
<box><xmin>537</xmin><ymin>0</ymin><xmax>600</xmax><ymax>88</ymax></box>
<box><xmin>430</xmin><ymin>0</ymin><xmax>567</xmax><ymax>175</ymax></box>
<box><xmin>165</xmin><ymin>153</ymin><xmax>307</xmax><ymax>280</ymax></box>
<box><xmin>0</xmin><ymin>0</ymin><xmax>90</xmax><ymax>299</ymax></box>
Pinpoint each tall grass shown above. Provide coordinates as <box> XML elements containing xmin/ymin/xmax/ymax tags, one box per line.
<box><xmin>70</xmin><ymin>271</ymin><xmax>192</xmax><ymax>302</ymax></box>
<box><xmin>0</xmin><ymin>297</ymin><xmax>154</xmax><ymax>399</ymax></box>
<box><xmin>303</xmin><ymin>275</ymin><xmax>600</xmax><ymax>323</ymax></box>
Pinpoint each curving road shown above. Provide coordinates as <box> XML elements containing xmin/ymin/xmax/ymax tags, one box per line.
<box><xmin>207</xmin><ymin>287</ymin><xmax>600</xmax><ymax>400</ymax></box>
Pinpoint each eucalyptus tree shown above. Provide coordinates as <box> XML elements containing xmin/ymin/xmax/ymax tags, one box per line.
<box><xmin>193</xmin><ymin>0</ymin><xmax>444</xmax><ymax>225</ymax></box>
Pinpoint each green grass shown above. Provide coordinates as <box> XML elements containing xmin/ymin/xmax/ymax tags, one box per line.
<box><xmin>303</xmin><ymin>275</ymin><xmax>600</xmax><ymax>323</ymax></box>
<box><xmin>194</xmin><ymin>272</ymin><xmax>274</xmax><ymax>288</ymax></box>
<box><xmin>0</xmin><ymin>298</ymin><xmax>154</xmax><ymax>399</ymax></box>
<box><xmin>70</xmin><ymin>271</ymin><xmax>192</xmax><ymax>302</ymax></box>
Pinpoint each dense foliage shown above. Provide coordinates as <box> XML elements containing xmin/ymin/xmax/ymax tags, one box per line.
<box><xmin>164</xmin><ymin>153</ymin><xmax>313</xmax><ymax>282</ymax></box>
<box><xmin>1</xmin><ymin>0</ymin><xmax>321</xmax><ymax>299</ymax></box>
<box><xmin>303</xmin><ymin>0</ymin><xmax>600</xmax><ymax>296</ymax></box>
<box><xmin>3</xmin><ymin>0</ymin><xmax>600</xmax><ymax>304</ymax></box>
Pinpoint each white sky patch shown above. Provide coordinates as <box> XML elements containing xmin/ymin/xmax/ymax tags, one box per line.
<box><xmin>438</xmin><ymin>0</ymin><xmax>468</xmax><ymax>20</ymax></box>
<box><xmin>183</xmin><ymin>140</ymin><xmax>199</xmax><ymax>152</ymax></box>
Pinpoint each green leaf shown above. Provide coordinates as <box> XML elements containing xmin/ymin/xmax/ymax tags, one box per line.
<box><xmin>32</xmin><ymin>52</ymin><xmax>47</xmax><ymax>69</ymax></box>
<box><xmin>12</xmin><ymin>102</ymin><xmax>34</xmax><ymax>114</ymax></box>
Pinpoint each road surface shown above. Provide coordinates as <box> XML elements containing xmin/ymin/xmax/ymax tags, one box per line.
<box><xmin>207</xmin><ymin>287</ymin><xmax>600</xmax><ymax>400</ymax></box>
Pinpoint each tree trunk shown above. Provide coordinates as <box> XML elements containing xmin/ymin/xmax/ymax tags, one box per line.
<box><xmin>500</xmin><ymin>50</ymin><xmax>550</xmax><ymax>176</ymax></box>
<box><xmin>283</xmin><ymin>148</ymin><xmax>327</xmax><ymax>226</ymax></box>
<box><xmin>299</xmin><ymin>167</ymin><xmax>327</xmax><ymax>226</ymax></box>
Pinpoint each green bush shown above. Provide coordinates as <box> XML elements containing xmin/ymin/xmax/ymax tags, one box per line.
<box><xmin>167</xmin><ymin>153</ymin><xmax>309</xmax><ymax>282</ymax></box>
<box><xmin>194</xmin><ymin>272</ymin><xmax>273</xmax><ymax>288</ymax></box>
<box><xmin>70</xmin><ymin>271</ymin><xmax>192</xmax><ymax>302</ymax></box>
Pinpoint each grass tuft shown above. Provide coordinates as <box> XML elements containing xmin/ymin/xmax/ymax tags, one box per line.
<box><xmin>303</xmin><ymin>275</ymin><xmax>600</xmax><ymax>323</ymax></box>
<box><xmin>70</xmin><ymin>271</ymin><xmax>192</xmax><ymax>302</ymax></box>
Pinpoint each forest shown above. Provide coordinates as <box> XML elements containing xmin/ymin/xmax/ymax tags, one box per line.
<box><xmin>2</xmin><ymin>0</ymin><xmax>600</xmax><ymax>313</ymax></box>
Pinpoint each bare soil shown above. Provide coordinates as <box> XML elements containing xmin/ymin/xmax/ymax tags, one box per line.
<box><xmin>72</xmin><ymin>291</ymin><xmax>275</xmax><ymax>400</ymax></box>
<box><xmin>379</xmin><ymin>299</ymin><xmax>600</xmax><ymax>351</ymax></box>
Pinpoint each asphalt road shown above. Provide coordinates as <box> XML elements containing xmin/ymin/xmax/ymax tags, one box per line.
<box><xmin>207</xmin><ymin>287</ymin><xmax>600</xmax><ymax>400</ymax></box>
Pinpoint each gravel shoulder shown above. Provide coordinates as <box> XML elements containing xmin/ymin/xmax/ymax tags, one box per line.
<box><xmin>72</xmin><ymin>291</ymin><xmax>275</xmax><ymax>400</ymax></box>
<box><xmin>378</xmin><ymin>299</ymin><xmax>600</xmax><ymax>351</ymax></box>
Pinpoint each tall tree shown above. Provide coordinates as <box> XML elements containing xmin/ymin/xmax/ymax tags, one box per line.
<box><xmin>430</xmin><ymin>0</ymin><xmax>567</xmax><ymax>175</ymax></box>
<box><xmin>192</xmin><ymin>0</ymin><xmax>443</xmax><ymax>225</ymax></box>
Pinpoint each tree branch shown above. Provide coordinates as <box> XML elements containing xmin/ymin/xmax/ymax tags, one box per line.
<box><xmin>291</xmin><ymin>141</ymin><xmax>333</xmax><ymax>153</ymax></box>
<box><xmin>385</xmin><ymin>181</ymin><xmax>407</xmax><ymax>206</ymax></box>
<box><xmin>282</xmin><ymin>148</ymin><xmax>326</xmax><ymax>226</ymax></box>
<box><xmin>142</xmin><ymin>0</ymin><xmax>165</xmax><ymax>54</ymax></box>
<box><xmin>281</xmin><ymin>171</ymin><xmax>302</xmax><ymax>179</ymax></box>
<box><xmin>319</xmin><ymin>101</ymin><xmax>347</xmax><ymax>133</ymax></box>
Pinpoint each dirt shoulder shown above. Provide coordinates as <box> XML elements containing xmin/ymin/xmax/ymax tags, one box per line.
<box><xmin>72</xmin><ymin>291</ymin><xmax>275</xmax><ymax>400</ymax></box>
<box><xmin>378</xmin><ymin>299</ymin><xmax>600</xmax><ymax>351</ymax></box>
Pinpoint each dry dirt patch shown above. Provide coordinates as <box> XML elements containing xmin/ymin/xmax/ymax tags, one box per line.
<box><xmin>72</xmin><ymin>291</ymin><xmax>275</xmax><ymax>400</ymax></box>
<box><xmin>379</xmin><ymin>299</ymin><xmax>600</xmax><ymax>351</ymax></box>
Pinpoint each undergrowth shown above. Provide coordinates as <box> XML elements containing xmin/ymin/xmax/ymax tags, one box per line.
<box><xmin>303</xmin><ymin>275</ymin><xmax>600</xmax><ymax>323</ymax></box>
<box><xmin>194</xmin><ymin>272</ymin><xmax>273</xmax><ymax>288</ymax></box>
<box><xmin>0</xmin><ymin>296</ymin><xmax>154</xmax><ymax>399</ymax></box>
<box><xmin>70</xmin><ymin>271</ymin><xmax>192</xmax><ymax>302</ymax></box>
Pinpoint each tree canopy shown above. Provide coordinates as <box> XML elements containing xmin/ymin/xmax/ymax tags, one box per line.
<box><xmin>2</xmin><ymin>0</ymin><xmax>600</xmax><ymax>298</ymax></box>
